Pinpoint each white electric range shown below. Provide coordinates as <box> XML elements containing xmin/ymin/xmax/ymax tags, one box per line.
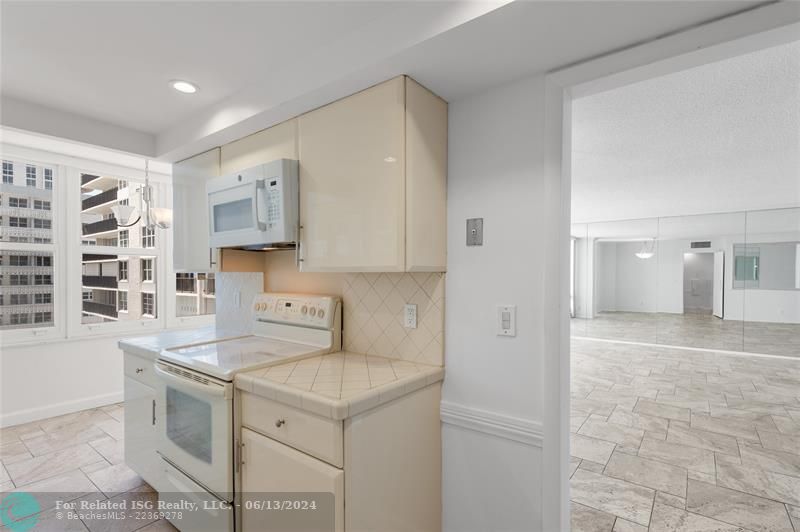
<box><xmin>154</xmin><ymin>292</ymin><xmax>341</xmax><ymax>532</ymax></box>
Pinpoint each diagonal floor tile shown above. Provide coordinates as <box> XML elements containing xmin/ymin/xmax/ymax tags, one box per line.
<box><xmin>716</xmin><ymin>454</ymin><xmax>800</xmax><ymax>506</ymax></box>
<box><xmin>686</xmin><ymin>479</ymin><xmax>793</xmax><ymax>532</ymax></box>
<box><xmin>571</xmin><ymin>502</ymin><xmax>616</xmax><ymax>532</ymax></box>
<box><xmin>638</xmin><ymin>436</ymin><xmax>716</xmax><ymax>475</ymax></box>
<box><xmin>571</xmin><ymin>469</ymin><xmax>655</xmax><ymax>527</ymax></box>
<box><xmin>666</xmin><ymin>423</ymin><xmax>740</xmax><ymax>456</ymax></box>
<box><xmin>649</xmin><ymin>502</ymin><xmax>748</xmax><ymax>532</ymax></box>
<box><xmin>5</xmin><ymin>444</ymin><xmax>103</xmax><ymax>487</ymax></box>
<box><xmin>604</xmin><ymin>450</ymin><xmax>687</xmax><ymax>497</ymax></box>
<box><xmin>739</xmin><ymin>440</ymin><xmax>800</xmax><ymax>477</ymax></box>
<box><xmin>758</xmin><ymin>430</ymin><xmax>800</xmax><ymax>456</ymax></box>
<box><xmin>571</xmin><ymin>433</ymin><xmax>616</xmax><ymax>464</ymax></box>
<box><xmin>578</xmin><ymin>419</ymin><xmax>645</xmax><ymax>449</ymax></box>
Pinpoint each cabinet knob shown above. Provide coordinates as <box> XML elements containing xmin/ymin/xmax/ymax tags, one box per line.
<box><xmin>136</xmin><ymin>368</ymin><xmax>144</xmax><ymax>374</ymax></box>
<box><xmin>275</xmin><ymin>419</ymin><xmax>286</xmax><ymax>428</ymax></box>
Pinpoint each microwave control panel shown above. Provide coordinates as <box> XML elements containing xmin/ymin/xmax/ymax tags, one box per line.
<box><xmin>252</xmin><ymin>293</ymin><xmax>339</xmax><ymax>329</ymax></box>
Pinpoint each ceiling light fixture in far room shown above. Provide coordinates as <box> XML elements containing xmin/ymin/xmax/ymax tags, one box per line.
<box><xmin>635</xmin><ymin>239</ymin><xmax>656</xmax><ymax>259</ymax></box>
<box><xmin>170</xmin><ymin>80</ymin><xmax>198</xmax><ymax>94</ymax></box>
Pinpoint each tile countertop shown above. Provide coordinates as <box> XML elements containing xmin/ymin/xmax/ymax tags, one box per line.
<box><xmin>236</xmin><ymin>351</ymin><xmax>444</xmax><ymax>421</ymax></box>
<box><xmin>118</xmin><ymin>326</ymin><xmax>246</xmax><ymax>360</ymax></box>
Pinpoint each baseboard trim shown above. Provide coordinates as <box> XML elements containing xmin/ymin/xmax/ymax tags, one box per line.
<box><xmin>572</xmin><ymin>335</ymin><xmax>799</xmax><ymax>361</ymax></box>
<box><xmin>0</xmin><ymin>391</ymin><xmax>123</xmax><ymax>428</ymax></box>
<box><xmin>440</xmin><ymin>401</ymin><xmax>543</xmax><ymax>448</ymax></box>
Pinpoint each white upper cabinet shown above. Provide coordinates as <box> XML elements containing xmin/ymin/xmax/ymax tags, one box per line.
<box><xmin>172</xmin><ymin>147</ymin><xmax>220</xmax><ymax>272</ymax></box>
<box><xmin>299</xmin><ymin>76</ymin><xmax>447</xmax><ymax>272</ymax></box>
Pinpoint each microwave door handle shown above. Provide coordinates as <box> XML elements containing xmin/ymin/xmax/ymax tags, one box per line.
<box><xmin>154</xmin><ymin>364</ymin><xmax>228</xmax><ymax>398</ymax></box>
<box><xmin>253</xmin><ymin>179</ymin><xmax>267</xmax><ymax>231</ymax></box>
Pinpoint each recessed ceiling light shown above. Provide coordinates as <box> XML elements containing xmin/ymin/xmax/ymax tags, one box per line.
<box><xmin>170</xmin><ymin>80</ymin><xmax>198</xmax><ymax>94</ymax></box>
<box><xmin>384</xmin><ymin>156</ymin><xmax>397</xmax><ymax>163</ymax></box>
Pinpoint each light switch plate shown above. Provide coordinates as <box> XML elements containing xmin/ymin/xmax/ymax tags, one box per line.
<box><xmin>497</xmin><ymin>305</ymin><xmax>516</xmax><ymax>337</ymax></box>
<box><xmin>466</xmin><ymin>218</ymin><xmax>483</xmax><ymax>246</ymax></box>
<box><xmin>404</xmin><ymin>304</ymin><xmax>418</xmax><ymax>329</ymax></box>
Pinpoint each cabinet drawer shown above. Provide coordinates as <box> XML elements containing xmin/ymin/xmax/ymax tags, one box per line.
<box><xmin>124</xmin><ymin>352</ymin><xmax>156</xmax><ymax>387</ymax></box>
<box><xmin>240</xmin><ymin>392</ymin><xmax>343</xmax><ymax>467</ymax></box>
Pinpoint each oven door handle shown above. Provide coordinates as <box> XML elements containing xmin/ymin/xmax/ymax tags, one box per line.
<box><xmin>154</xmin><ymin>364</ymin><xmax>230</xmax><ymax>398</ymax></box>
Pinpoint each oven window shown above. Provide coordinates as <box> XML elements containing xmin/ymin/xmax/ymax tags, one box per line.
<box><xmin>166</xmin><ymin>387</ymin><xmax>212</xmax><ymax>463</ymax></box>
<box><xmin>213</xmin><ymin>198</ymin><xmax>253</xmax><ymax>232</ymax></box>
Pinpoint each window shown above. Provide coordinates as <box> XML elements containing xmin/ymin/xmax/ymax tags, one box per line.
<box><xmin>35</xmin><ymin>255</ymin><xmax>51</xmax><ymax>267</ymax></box>
<box><xmin>10</xmin><ymin>255</ymin><xmax>29</xmax><ymax>266</ymax></box>
<box><xmin>175</xmin><ymin>273</ymin><xmax>216</xmax><ymax>317</ymax></box>
<box><xmin>33</xmin><ymin>219</ymin><xmax>52</xmax><ymax>229</ymax></box>
<box><xmin>44</xmin><ymin>168</ymin><xmax>53</xmax><ymax>190</ymax></box>
<box><xmin>10</xmin><ymin>294</ymin><xmax>30</xmax><ymax>305</ymax></box>
<box><xmin>83</xmin><ymin>291</ymin><xmax>92</xmax><ymax>301</ymax></box>
<box><xmin>9</xmin><ymin>198</ymin><xmax>28</xmax><ymax>208</ymax></box>
<box><xmin>141</xmin><ymin>292</ymin><xmax>155</xmax><ymax>316</ymax></box>
<box><xmin>26</xmin><ymin>165</ymin><xmax>36</xmax><ymax>187</ymax></box>
<box><xmin>10</xmin><ymin>275</ymin><xmax>29</xmax><ymax>285</ymax></box>
<box><xmin>34</xmin><ymin>274</ymin><xmax>52</xmax><ymax>285</ymax></box>
<box><xmin>118</xmin><ymin>291</ymin><xmax>128</xmax><ymax>312</ymax></box>
<box><xmin>141</xmin><ymin>258</ymin><xmax>154</xmax><ymax>281</ymax></box>
<box><xmin>142</xmin><ymin>227</ymin><xmax>155</xmax><ymax>248</ymax></box>
<box><xmin>2</xmin><ymin>161</ymin><xmax>12</xmax><ymax>183</ymax></box>
<box><xmin>118</xmin><ymin>260</ymin><xmax>128</xmax><ymax>281</ymax></box>
<box><xmin>35</xmin><ymin>293</ymin><xmax>52</xmax><ymax>304</ymax></box>
<box><xmin>10</xmin><ymin>313</ymin><xmax>31</xmax><ymax>325</ymax></box>
<box><xmin>34</xmin><ymin>312</ymin><xmax>52</xmax><ymax>323</ymax></box>
<box><xmin>118</xmin><ymin>230</ymin><xmax>129</xmax><ymax>248</ymax></box>
<box><xmin>9</xmin><ymin>217</ymin><xmax>28</xmax><ymax>228</ymax></box>
<box><xmin>33</xmin><ymin>200</ymin><xmax>51</xmax><ymax>210</ymax></box>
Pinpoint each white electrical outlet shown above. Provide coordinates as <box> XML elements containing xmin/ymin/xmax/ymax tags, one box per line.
<box><xmin>404</xmin><ymin>304</ymin><xmax>418</xmax><ymax>329</ymax></box>
<box><xmin>497</xmin><ymin>305</ymin><xmax>516</xmax><ymax>337</ymax></box>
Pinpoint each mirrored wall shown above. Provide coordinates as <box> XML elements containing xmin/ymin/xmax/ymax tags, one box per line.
<box><xmin>571</xmin><ymin>207</ymin><xmax>800</xmax><ymax>357</ymax></box>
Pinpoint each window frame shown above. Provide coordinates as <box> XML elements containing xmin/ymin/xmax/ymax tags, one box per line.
<box><xmin>0</xmin><ymin>149</ymin><xmax>64</xmax><ymax>344</ymax></box>
<box><xmin>1</xmin><ymin>142</ymin><xmax>214</xmax><ymax>347</ymax></box>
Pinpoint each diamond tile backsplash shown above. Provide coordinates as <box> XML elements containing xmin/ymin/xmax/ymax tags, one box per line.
<box><xmin>342</xmin><ymin>272</ymin><xmax>444</xmax><ymax>366</ymax></box>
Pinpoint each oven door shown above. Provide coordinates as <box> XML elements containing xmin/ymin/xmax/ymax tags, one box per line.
<box><xmin>207</xmin><ymin>169</ymin><xmax>267</xmax><ymax>248</ymax></box>
<box><xmin>154</xmin><ymin>362</ymin><xmax>234</xmax><ymax>501</ymax></box>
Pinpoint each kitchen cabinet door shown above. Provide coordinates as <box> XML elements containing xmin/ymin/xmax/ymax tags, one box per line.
<box><xmin>172</xmin><ymin>148</ymin><xmax>220</xmax><ymax>272</ymax></box>
<box><xmin>299</xmin><ymin>77</ymin><xmax>405</xmax><ymax>272</ymax></box>
<box><xmin>241</xmin><ymin>428</ymin><xmax>344</xmax><ymax>532</ymax></box>
<box><xmin>123</xmin><ymin>376</ymin><xmax>161</xmax><ymax>489</ymax></box>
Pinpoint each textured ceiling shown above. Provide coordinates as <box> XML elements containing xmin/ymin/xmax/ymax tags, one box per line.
<box><xmin>571</xmin><ymin>40</ymin><xmax>800</xmax><ymax>223</ymax></box>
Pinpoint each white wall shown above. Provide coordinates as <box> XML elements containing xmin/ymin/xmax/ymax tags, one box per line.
<box><xmin>594</xmin><ymin>241</ymin><xmax>617</xmax><ymax>313</ymax></box>
<box><xmin>586</xmin><ymin>234</ymin><xmax>800</xmax><ymax>323</ymax></box>
<box><xmin>1</xmin><ymin>335</ymin><xmax>126</xmax><ymax>427</ymax></box>
<box><xmin>444</xmin><ymin>74</ymin><xmax>546</xmax><ymax>531</ymax></box>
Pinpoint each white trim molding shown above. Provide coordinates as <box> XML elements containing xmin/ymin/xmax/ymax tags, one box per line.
<box><xmin>440</xmin><ymin>401</ymin><xmax>543</xmax><ymax>448</ymax></box>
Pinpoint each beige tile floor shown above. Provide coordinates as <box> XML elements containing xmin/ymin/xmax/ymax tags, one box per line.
<box><xmin>571</xmin><ymin>337</ymin><xmax>800</xmax><ymax>532</ymax></box>
<box><xmin>572</xmin><ymin>312</ymin><xmax>800</xmax><ymax>357</ymax></box>
<box><xmin>0</xmin><ymin>404</ymin><xmax>175</xmax><ymax>531</ymax></box>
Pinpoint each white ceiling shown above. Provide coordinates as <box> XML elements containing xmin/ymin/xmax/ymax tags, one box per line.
<box><xmin>0</xmin><ymin>0</ymin><xmax>790</xmax><ymax>161</ymax></box>
<box><xmin>572</xmin><ymin>40</ymin><xmax>800</xmax><ymax>224</ymax></box>
<box><xmin>0</xmin><ymin>1</ymin><xmax>414</xmax><ymax>133</ymax></box>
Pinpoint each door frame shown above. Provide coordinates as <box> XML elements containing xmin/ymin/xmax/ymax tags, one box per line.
<box><xmin>541</xmin><ymin>7</ymin><xmax>799</xmax><ymax>529</ymax></box>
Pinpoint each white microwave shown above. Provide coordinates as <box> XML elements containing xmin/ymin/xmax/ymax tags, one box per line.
<box><xmin>207</xmin><ymin>159</ymin><xmax>298</xmax><ymax>249</ymax></box>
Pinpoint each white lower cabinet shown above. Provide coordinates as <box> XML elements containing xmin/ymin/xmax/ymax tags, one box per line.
<box><xmin>239</xmin><ymin>383</ymin><xmax>442</xmax><ymax>532</ymax></box>
<box><xmin>240</xmin><ymin>427</ymin><xmax>344</xmax><ymax>532</ymax></box>
<box><xmin>123</xmin><ymin>375</ymin><xmax>161</xmax><ymax>489</ymax></box>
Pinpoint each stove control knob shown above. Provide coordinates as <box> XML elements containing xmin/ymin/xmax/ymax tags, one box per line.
<box><xmin>309</xmin><ymin>307</ymin><xmax>316</xmax><ymax>317</ymax></box>
<box><xmin>301</xmin><ymin>305</ymin><xmax>308</xmax><ymax>315</ymax></box>
<box><xmin>317</xmin><ymin>309</ymin><xmax>325</xmax><ymax>319</ymax></box>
